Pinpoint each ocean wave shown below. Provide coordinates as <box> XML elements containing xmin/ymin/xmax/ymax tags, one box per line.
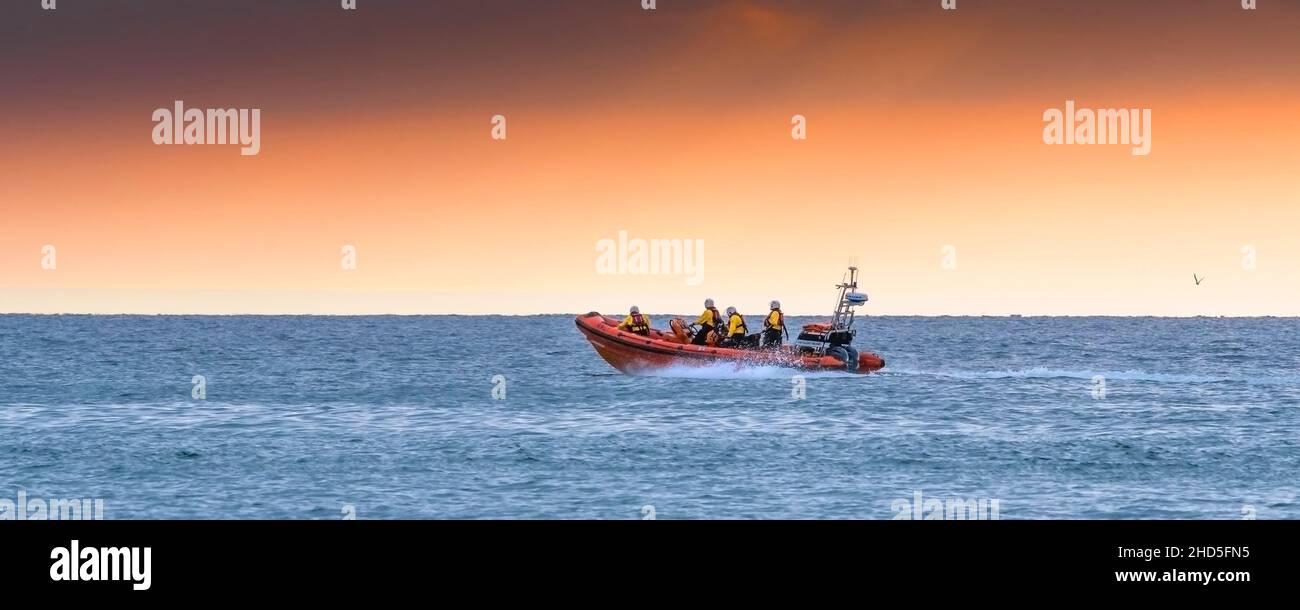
<box><xmin>883</xmin><ymin>366</ymin><xmax>1300</xmax><ymax>385</ymax></box>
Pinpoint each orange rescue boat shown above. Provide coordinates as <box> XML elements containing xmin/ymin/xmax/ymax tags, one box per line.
<box><xmin>576</xmin><ymin>267</ymin><xmax>885</xmax><ymax>375</ymax></box>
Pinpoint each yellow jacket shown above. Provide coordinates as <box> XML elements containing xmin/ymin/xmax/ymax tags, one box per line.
<box><xmin>764</xmin><ymin>310</ymin><xmax>785</xmax><ymax>330</ymax></box>
<box><xmin>695</xmin><ymin>307</ymin><xmax>722</xmax><ymax>327</ymax></box>
<box><xmin>618</xmin><ymin>313</ymin><xmax>651</xmax><ymax>333</ymax></box>
<box><xmin>727</xmin><ymin>313</ymin><xmax>747</xmax><ymax>337</ymax></box>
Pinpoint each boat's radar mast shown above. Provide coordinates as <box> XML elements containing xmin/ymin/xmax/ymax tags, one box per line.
<box><xmin>831</xmin><ymin>266</ymin><xmax>869</xmax><ymax>331</ymax></box>
<box><xmin>791</xmin><ymin>266</ymin><xmax>870</xmax><ymax>361</ymax></box>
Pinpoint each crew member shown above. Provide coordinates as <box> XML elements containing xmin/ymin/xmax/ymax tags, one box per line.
<box><xmin>762</xmin><ymin>300</ymin><xmax>787</xmax><ymax>348</ymax></box>
<box><xmin>724</xmin><ymin>306</ymin><xmax>748</xmax><ymax>348</ymax></box>
<box><xmin>618</xmin><ymin>305</ymin><xmax>651</xmax><ymax>336</ymax></box>
<box><xmin>693</xmin><ymin>298</ymin><xmax>723</xmax><ymax>345</ymax></box>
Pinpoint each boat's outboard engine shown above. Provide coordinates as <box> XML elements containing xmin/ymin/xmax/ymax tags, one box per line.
<box><xmin>793</xmin><ymin>266</ymin><xmax>874</xmax><ymax>371</ymax></box>
<box><xmin>842</xmin><ymin>346</ymin><xmax>859</xmax><ymax>371</ymax></box>
<box><xmin>827</xmin><ymin>344</ymin><xmax>859</xmax><ymax>371</ymax></box>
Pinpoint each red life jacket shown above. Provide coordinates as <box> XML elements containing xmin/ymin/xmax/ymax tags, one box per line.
<box><xmin>629</xmin><ymin>313</ymin><xmax>649</xmax><ymax>334</ymax></box>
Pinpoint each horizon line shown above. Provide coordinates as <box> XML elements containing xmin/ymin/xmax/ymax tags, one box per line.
<box><xmin>2</xmin><ymin>312</ymin><xmax>1297</xmax><ymax>319</ymax></box>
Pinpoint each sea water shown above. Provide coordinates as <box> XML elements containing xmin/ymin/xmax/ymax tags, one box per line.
<box><xmin>2</xmin><ymin>315</ymin><xmax>1297</xmax><ymax>519</ymax></box>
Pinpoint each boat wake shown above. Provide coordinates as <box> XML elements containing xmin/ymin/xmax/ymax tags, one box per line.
<box><xmin>614</xmin><ymin>363</ymin><xmax>1300</xmax><ymax>386</ymax></box>
<box><xmin>883</xmin><ymin>366</ymin><xmax>1300</xmax><ymax>386</ymax></box>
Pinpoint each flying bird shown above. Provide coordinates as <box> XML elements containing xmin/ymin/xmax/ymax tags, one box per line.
<box><xmin>1193</xmin><ymin>274</ymin><xmax>1204</xmax><ymax>285</ymax></box>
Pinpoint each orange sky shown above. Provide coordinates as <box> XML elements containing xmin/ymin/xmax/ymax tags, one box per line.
<box><xmin>2</xmin><ymin>0</ymin><xmax>1297</xmax><ymax>315</ymax></box>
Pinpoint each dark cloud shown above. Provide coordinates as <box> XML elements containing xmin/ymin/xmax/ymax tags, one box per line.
<box><xmin>2</xmin><ymin>0</ymin><xmax>1296</xmax><ymax>118</ymax></box>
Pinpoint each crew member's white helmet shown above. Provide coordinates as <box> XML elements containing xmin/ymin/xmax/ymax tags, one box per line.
<box><xmin>704</xmin><ymin>298</ymin><xmax>715</xmax><ymax>307</ymax></box>
<box><xmin>770</xmin><ymin>300</ymin><xmax>781</xmax><ymax>309</ymax></box>
<box><xmin>726</xmin><ymin>306</ymin><xmax>737</xmax><ymax>315</ymax></box>
<box><xmin>630</xmin><ymin>305</ymin><xmax>640</xmax><ymax>314</ymax></box>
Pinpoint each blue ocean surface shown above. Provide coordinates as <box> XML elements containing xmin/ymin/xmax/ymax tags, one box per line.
<box><xmin>2</xmin><ymin>314</ymin><xmax>1298</xmax><ymax>519</ymax></box>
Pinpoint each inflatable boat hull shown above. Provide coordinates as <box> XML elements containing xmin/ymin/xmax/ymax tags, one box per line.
<box><xmin>575</xmin><ymin>312</ymin><xmax>884</xmax><ymax>375</ymax></box>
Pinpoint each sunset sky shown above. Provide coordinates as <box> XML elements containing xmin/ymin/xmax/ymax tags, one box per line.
<box><xmin>2</xmin><ymin>0</ymin><xmax>1297</xmax><ymax>315</ymax></box>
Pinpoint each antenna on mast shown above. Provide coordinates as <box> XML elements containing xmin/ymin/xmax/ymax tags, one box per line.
<box><xmin>830</xmin><ymin>265</ymin><xmax>865</xmax><ymax>331</ymax></box>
